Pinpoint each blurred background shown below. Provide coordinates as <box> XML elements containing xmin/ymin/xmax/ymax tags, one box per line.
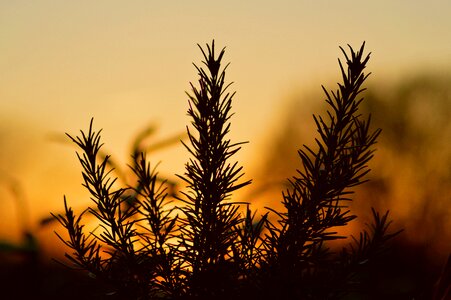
<box><xmin>1</xmin><ymin>1</ymin><xmax>450</xmax><ymax>298</ymax></box>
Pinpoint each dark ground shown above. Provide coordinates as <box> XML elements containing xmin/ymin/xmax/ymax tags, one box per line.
<box><xmin>0</xmin><ymin>238</ymin><xmax>448</xmax><ymax>300</ymax></box>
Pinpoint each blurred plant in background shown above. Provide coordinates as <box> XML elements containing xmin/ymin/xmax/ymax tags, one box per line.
<box><xmin>362</xmin><ymin>75</ymin><xmax>451</xmax><ymax>254</ymax></box>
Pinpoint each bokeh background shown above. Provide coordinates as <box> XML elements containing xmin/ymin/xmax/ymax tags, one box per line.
<box><xmin>1</xmin><ymin>1</ymin><xmax>450</xmax><ymax>298</ymax></box>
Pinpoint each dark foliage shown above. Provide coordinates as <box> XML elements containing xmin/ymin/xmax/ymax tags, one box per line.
<box><xmin>257</xmin><ymin>43</ymin><xmax>401</xmax><ymax>299</ymax></box>
<box><xmin>53</xmin><ymin>41</ymin><xmax>401</xmax><ymax>299</ymax></box>
<box><xmin>175</xmin><ymin>42</ymin><xmax>252</xmax><ymax>299</ymax></box>
<box><xmin>52</xmin><ymin>123</ymin><xmax>182</xmax><ymax>299</ymax></box>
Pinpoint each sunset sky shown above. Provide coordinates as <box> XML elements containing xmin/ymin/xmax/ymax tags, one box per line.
<box><xmin>1</xmin><ymin>1</ymin><xmax>450</xmax><ymax>251</ymax></box>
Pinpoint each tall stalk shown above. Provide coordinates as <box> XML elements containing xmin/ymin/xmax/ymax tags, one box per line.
<box><xmin>176</xmin><ymin>41</ymin><xmax>251</xmax><ymax>299</ymax></box>
<box><xmin>260</xmin><ymin>43</ymin><xmax>396</xmax><ymax>299</ymax></box>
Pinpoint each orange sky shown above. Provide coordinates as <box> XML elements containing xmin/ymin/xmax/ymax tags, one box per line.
<box><xmin>1</xmin><ymin>1</ymin><xmax>451</xmax><ymax>256</ymax></box>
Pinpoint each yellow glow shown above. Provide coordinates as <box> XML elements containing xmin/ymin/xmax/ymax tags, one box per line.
<box><xmin>1</xmin><ymin>1</ymin><xmax>451</xmax><ymax>263</ymax></box>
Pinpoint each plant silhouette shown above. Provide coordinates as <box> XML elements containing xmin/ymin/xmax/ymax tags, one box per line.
<box><xmin>258</xmin><ymin>43</ymin><xmax>400</xmax><ymax>299</ymax></box>
<box><xmin>53</xmin><ymin>41</ymin><xmax>400</xmax><ymax>299</ymax></box>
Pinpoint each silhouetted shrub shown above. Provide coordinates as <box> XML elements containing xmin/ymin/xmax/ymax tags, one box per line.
<box><xmin>53</xmin><ymin>41</ymin><xmax>400</xmax><ymax>299</ymax></box>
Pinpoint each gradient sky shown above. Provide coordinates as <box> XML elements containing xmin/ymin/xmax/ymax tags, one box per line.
<box><xmin>1</xmin><ymin>1</ymin><xmax>450</xmax><ymax>245</ymax></box>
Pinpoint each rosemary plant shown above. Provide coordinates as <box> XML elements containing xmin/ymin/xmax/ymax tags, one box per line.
<box><xmin>176</xmin><ymin>41</ymin><xmax>251</xmax><ymax>299</ymax></box>
<box><xmin>53</xmin><ymin>41</ymin><xmax>400</xmax><ymax>299</ymax></box>
<box><xmin>52</xmin><ymin>122</ymin><xmax>181</xmax><ymax>299</ymax></box>
<box><xmin>259</xmin><ymin>43</ymin><xmax>400</xmax><ymax>299</ymax></box>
